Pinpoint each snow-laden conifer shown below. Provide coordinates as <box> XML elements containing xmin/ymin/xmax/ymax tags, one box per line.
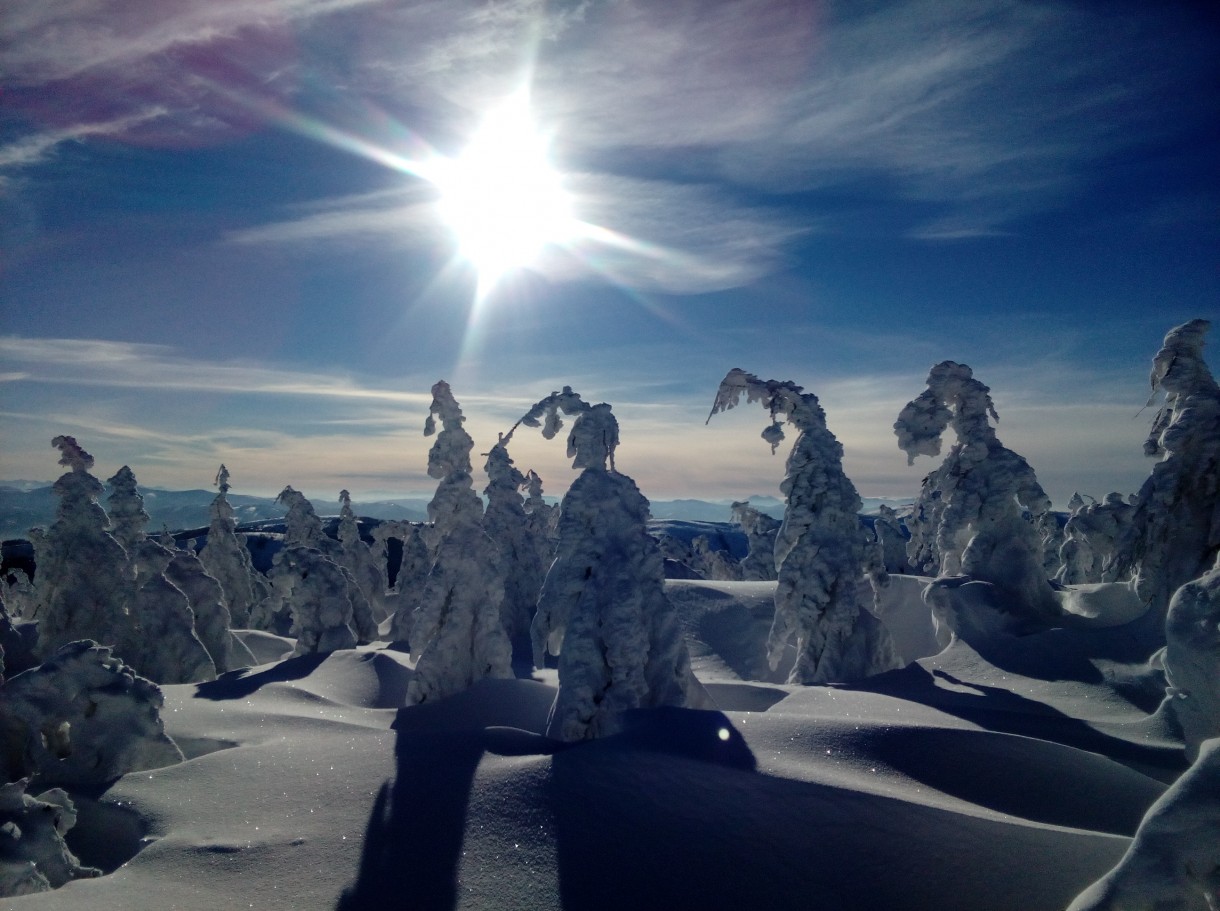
<box><xmin>731</xmin><ymin>500</ymin><xmax>780</xmax><ymax>581</ymax></box>
<box><xmin>198</xmin><ymin>465</ymin><xmax>271</xmax><ymax>628</ymax></box>
<box><xmin>403</xmin><ymin>382</ymin><xmax>511</xmax><ymax>705</ymax></box>
<box><xmin>273</xmin><ymin>546</ymin><xmax>360</xmax><ymax>655</ymax></box>
<box><xmin>895</xmin><ymin>361</ymin><xmax>1060</xmax><ymax>625</ymax></box>
<box><xmin>522</xmin><ymin>469</ymin><xmax>559</xmax><ymax>563</ymax></box>
<box><xmin>510</xmin><ymin>387</ymin><xmax>709</xmax><ymax>740</ymax></box>
<box><xmin>1106</xmin><ymin>319</ymin><xmax>1220</xmax><ymax>616</ymax></box>
<box><xmin>709</xmin><ymin>369</ymin><xmax>898</xmax><ymax>684</ymax></box>
<box><xmin>29</xmin><ymin>437</ymin><xmax>133</xmax><ymax>661</ymax></box>
<box><xmin>106</xmin><ymin>466</ymin><xmax>215</xmax><ymax>684</ymax></box>
<box><xmin>1057</xmin><ymin>492</ymin><xmax>1135</xmax><ymax>585</ymax></box>
<box><xmin>337</xmin><ymin>490</ymin><xmax>390</xmax><ymax>623</ymax></box>
<box><xmin>872</xmin><ymin>504</ymin><xmax>911</xmax><ymax>575</ymax></box>
<box><xmin>272</xmin><ymin>486</ymin><xmax>376</xmax><ymax>642</ymax></box>
<box><xmin>482</xmin><ymin>439</ymin><xmax>547</xmax><ymax>659</ymax></box>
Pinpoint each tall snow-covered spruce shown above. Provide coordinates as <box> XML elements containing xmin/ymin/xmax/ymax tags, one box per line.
<box><xmin>482</xmin><ymin>438</ymin><xmax>547</xmax><ymax>665</ymax></box>
<box><xmin>508</xmin><ymin>387</ymin><xmax>709</xmax><ymax>741</ymax></box>
<box><xmin>708</xmin><ymin>369</ymin><xmax>897</xmax><ymax>684</ymax></box>
<box><xmin>1106</xmin><ymin>319</ymin><xmax>1219</xmax><ymax>618</ymax></box>
<box><xmin>895</xmin><ymin>361</ymin><xmax>1061</xmax><ymax>628</ymax></box>
<box><xmin>401</xmin><ymin>382</ymin><xmax>512</xmax><ymax>706</ymax></box>
<box><xmin>29</xmin><ymin>437</ymin><xmax>133</xmax><ymax>660</ymax></box>
<box><xmin>198</xmin><ymin>465</ymin><xmax>271</xmax><ymax>629</ymax></box>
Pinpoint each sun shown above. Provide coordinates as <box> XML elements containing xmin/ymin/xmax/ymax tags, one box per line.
<box><xmin>434</xmin><ymin>92</ymin><xmax>575</xmax><ymax>297</ymax></box>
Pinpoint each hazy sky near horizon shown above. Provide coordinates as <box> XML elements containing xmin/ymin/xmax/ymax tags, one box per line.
<box><xmin>2</xmin><ymin>0</ymin><xmax>1217</xmax><ymax>507</ymax></box>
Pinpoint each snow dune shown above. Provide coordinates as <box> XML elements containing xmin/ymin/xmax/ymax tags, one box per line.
<box><xmin>9</xmin><ymin>580</ymin><xmax>1183</xmax><ymax>911</ymax></box>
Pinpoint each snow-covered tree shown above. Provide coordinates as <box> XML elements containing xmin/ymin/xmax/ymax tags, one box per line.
<box><xmin>337</xmin><ymin>490</ymin><xmax>391</xmax><ymax>624</ymax></box>
<box><xmin>1106</xmin><ymin>319</ymin><xmax>1220</xmax><ymax>618</ymax></box>
<box><xmin>895</xmin><ymin>361</ymin><xmax>1060</xmax><ymax>626</ymax></box>
<box><xmin>29</xmin><ymin>437</ymin><xmax>133</xmax><ymax>661</ymax></box>
<box><xmin>0</xmin><ymin>640</ymin><xmax>182</xmax><ymax>787</ymax></box>
<box><xmin>0</xmin><ymin>780</ymin><xmax>99</xmax><ymax>897</ymax></box>
<box><xmin>482</xmin><ymin>439</ymin><xmax>547</xmax><ymax>661</ymax></box>
<box><xmin>709</xmin><ymin>369</ymin><xmax>898</xmax><ymax>684</ymax></box>
<box><xmin>731</xmin><ymin>500</ymin><xmax>781</xmax><ymax>581</ymax></box>
<box><xmin>1057</xmin><ymin>492</ymin><xmax>1136</xmax><ymax>585</ymax></box>
<box><xmin>274</xmin><ymin>546</ymin><xmax>360</xmax><ymax>655</ymax></box>
<box><xmin>272</xmin><ymin>486</ymin><xmax>376</xmax><ymax>643</ymax></box>
<box><xmin>164</xmin><ymin>549</ymin><xmax>253</xmax><ymax>673</ymax></box>
<box><xmin>510</xmin><ymin>387</ymin><xmax>709</xmax><ymax>740</ymax></box>
<box><xmin>1067</xmin><ymin>735</ymin><xmax>1220</xmax><ymax>911</ymax></box>
<box><xmin>402</xmin><ymin>382</ymin><xmax>511</xmax><ymax>705</ymax></box>
<box><xmin>872</xmin><ymin>504</ymin><xmax>911</xmax><ymax>575</ymax></box>
<box><xmin>1161</xmin><ymin>557</ymin><xmax>1220</xmax><ymax>763</ymax></box>
<box><xmin>522</xmin><ymin>469</ymin><xmax>560</xmax><ymax>568</ymax></box>
<box><xmin>106</xmin><ymin>466</ymin><xmax>216</xmax><ymax>684</ymax></box>
<box><xmin>691</xmin><ymin>535</ymin><xmax>742</xmax><ymax>581</ymax></box>
<box><xmin>199</xmin><ymin>465</ymin><xmax>271</xmax><ymax>628</ymax></box>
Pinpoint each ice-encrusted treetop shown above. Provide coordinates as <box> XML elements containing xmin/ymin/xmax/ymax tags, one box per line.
<box><xmin>1142</xmin><ymin>318</ymin><xmax>1217</xmax><ymax>457</ymax></box>
<box><xmin>508</xmin><ymin>386</ymin><xmax>618</xmax><ymax>471</ymax></box>
<box><xmin>425</xmin><ymin>380</ymin><xmax>474</xmax><ymax>479</ymax></box>
<box><xmin>106</xmin><ymin>465</ymin><xmax>150</xmax><ymax>554</ymax></box>
<box><xmin>707</xmin><ymin>368</ymin><xmax>828</xmax><ymax>453</ymax></box>
<box><xmin>422</xmin><ymin>380</ymin><xmax>483</xmax><ymax>531</ymax></box>
<box><xmin>208</xmin><ymin>464</ymin><xmax>236</xmax><ymax>525</ymax></box>
<box><xmin>277</xmin><ymin>485</ymin><xmax>325</xmax><ymax>549</ymax></box>
<box><xmin>51</xmin><ymin>435</ymin><xmax>94</xmax><ymax>473</ymax></box>
<box><xmin>894</xmin><ymin>361</ymin><xmax>999</xmax><ymax>466</ymax></box>
<box><xmin>48</xmin><ymin>436</ymin><xmax>107</xmax><ymax>532</ymax></box>
<box><xmin>338</xmin><ymin>489</ymin><xmax>358</xmax><ymax>544</ymax></box>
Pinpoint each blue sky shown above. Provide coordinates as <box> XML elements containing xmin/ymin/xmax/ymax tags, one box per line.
<box><xmin>2</xmin><ymin>0</ymin><xmax>1217</xmax><ymax>507</ymax></box>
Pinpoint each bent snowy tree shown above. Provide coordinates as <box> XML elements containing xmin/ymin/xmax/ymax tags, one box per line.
<box><xmin>895</xmin><ymin>361</ymin><xmax>1061</xmax><ymax>627</ymax></box>
<box><xmin>506</xmin><ymin>387</ymin><xmax>709</xmax><ymax>740</ymax></box>
<box><xmin>708</xmin><ymin>369</ymin><xmax>898</xmax><ymax>685</ymax></box>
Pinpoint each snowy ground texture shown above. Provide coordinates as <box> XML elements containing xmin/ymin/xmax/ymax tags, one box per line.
<box><xmin>7</xmin><ymin>578</ymin><xmax>1186</xmax><ymax>911</ymax></box>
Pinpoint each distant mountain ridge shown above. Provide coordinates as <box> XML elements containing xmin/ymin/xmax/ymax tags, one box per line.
<box><xmin>0</xmin><ymin>481</ymin><xmax>911</xmax><ymax>540</ymax></box>
<box><xmin>0</xmin><ymin>484</ymin><xmax>432</xmax><ymax>540</ymax></box>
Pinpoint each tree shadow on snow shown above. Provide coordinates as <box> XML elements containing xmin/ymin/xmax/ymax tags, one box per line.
<box><xmin>192</xmin><ymin>651</ymin><xmax>327</xmax><ymax>701</ymax></box>
<box><xmin>334</xmin><ymin>698</ymin><xmax>757</xmax><ymax>911</ymax></box>
<box><xmin>848</xmin><ymin>664</ymin><xmax>1185</xmax><ymax>779</ymax></box>
<box><xmin>335</xmin><ymin>728</ymin><xmax>489</xmax><ymax>911</ymax></box>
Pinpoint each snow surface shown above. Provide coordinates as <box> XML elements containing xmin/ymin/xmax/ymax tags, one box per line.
<box><xmin>4</xmin><ymin>576</ymin><xmax>1189</xmax><ymax>911</ymax></box>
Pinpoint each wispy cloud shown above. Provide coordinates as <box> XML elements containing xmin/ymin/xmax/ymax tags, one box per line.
<box><xmin>0</xmin><ymin>109</ymin><xmax>166</xmax><ymax>173</ymax></box>
<box><xmin>2</xmin><ymin>0</ymin><xmax>1212</xmax><ymax>281</ymax></box>
<box><xmin>0</xmin><ymin>336</ymin><xmax>432</xmax><ymax>405</ymax></box>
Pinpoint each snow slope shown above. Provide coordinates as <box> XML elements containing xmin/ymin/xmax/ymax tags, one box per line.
<box><xmin>7</xmin><ymin>580</ymin><xmax>1184</xmax><ymax>911</ymax></box>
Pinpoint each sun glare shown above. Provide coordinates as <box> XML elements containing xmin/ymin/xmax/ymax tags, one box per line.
<box><xmin>435</xmin><ymin>93</ymin><xmax>574</xmax><ymax>296</ymax></box>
